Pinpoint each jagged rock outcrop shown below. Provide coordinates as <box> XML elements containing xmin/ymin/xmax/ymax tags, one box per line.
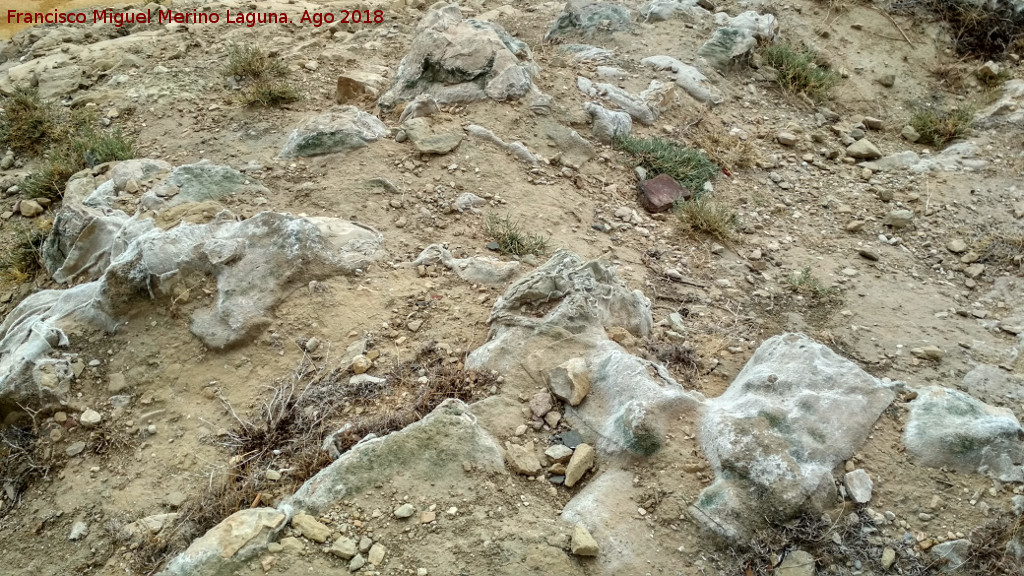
<box><xmin>378</xmin><ymin>4</ymin><xmax>541</xmax><ymax>110</ymax></box>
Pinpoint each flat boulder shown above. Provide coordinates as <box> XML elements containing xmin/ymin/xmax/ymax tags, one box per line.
<box><xmin>279</xmin><ymin>107</ymin><xmax>388</xmax><ymax>158</ymax></box>
<box><xmin>691</xmin><ymin>333</ymin><xmax>895</xmax><ymax>541</ymax></box>
<box><xmin>904</xmin><ymin>387</ymin><xmax>1024</xmax><ymax>482</ymax></box>
<box><xmin>284</xmin><ymin>400</ymin><xmax>505</xmax><ymax>515</ymax></box>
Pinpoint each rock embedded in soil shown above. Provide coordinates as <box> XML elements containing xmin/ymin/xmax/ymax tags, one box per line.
<box><xmin>843</xmin><ymin>469</ymin><xmax>873</xmax><ymax>504</ymax></box>
<box><xmin>904</xmin><ymin>387</ymin><xmax>1024</xmax><ymax>482</ymax></box>
<box><xmin>776</xmin><ymin>549</ymin><xmax>815</xmax><ymax>576</ymax></box>
<box><xmin>777</xmin><ymin>131</ymin><xmax>798</xmax><ymax>146</ymax></box>
<box><xmin>330</xmin><ymin>538</ymin><xmax>357</xmax><ymax>559</ymax></box>
<box><xmin>545</xmin><ymin>444</ymin><xmax>574</xmax><ymax>463</ymax></box>
<box><xmin>946</xmin><ymin>239</ymin><xmax>968</xmax><ymax>253</ymax></box>
<box><xmin>79</xmin><ymin>408</ymin><xmax>102</xmax><ymax>428</ymax></box>
<box><xmin>291</xmin><ymin>513</ymin><xmax>331</xmax><ymax>543</ymax></box>
<box><xmin>278</xmin><ymin>107</ymin><xmax>388</xmax><ymax>158</ymax></box>
<box><xmin>570</xmin><ymin>524</ymin><xmax>599</xmax><ymax>556</ymax></box>
<box><xmin>910</xmin><ymin>345</ymin><xmax>943</xmax><ymax>361</ymax></box>
<box><xmin>506</xmin><ymin>441</ymin><xmax>543</xmax><ymax>476</ymax></box>
<box><xmin>394</xmin><ymin>503</ymin><xmax>415</xmax><ymax>518</ymax></box>
<box><xmin>548</xmin><ymin>358</ymin><xmax>591</xmax><ymax>406</ymax></box>
<box><xmin>883</xmin><ymin>209</ymin><xmax>914</xmax><ymax>228</ymax></box>
<box><xmin>564</xmin><ymin>443</ymin><xmax>596</xmax><ymax>487</ymax></box>
<box><xmin>846</xmin><ymin>138</ymin><xmax>882</xmax><ymax>160</ymax></box>
<box><xmin>530</xmin><ymin>392</ymin><xmax>553</xmax><ymax>418</ymax></box>
<box><xmin>638</xmin><ymin>174</ymin><xmax>691</xmax><ymax>213</ymax></box>
<box><xmin>368</xmin><ymin>543</ymin><xmax>386</xmax><ymax>565</ymax></box>
<box><xmin>18</xmin><ymin>199</ymin><xmax>43</xmax><ymax>217</ymax></box>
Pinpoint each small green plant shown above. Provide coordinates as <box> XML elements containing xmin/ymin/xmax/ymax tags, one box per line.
<box><xmin>613</xmin><ymin>135</ymin><xmax>719</xmax><ymax>193</ymax></box>
<box><xmin>241</xmin><ymin>79</ymin><xmax>300</xmax><ymax>107</ymax></box>
<box><xmin>787</xmin><ymin>267</ymin><xmax>837</xmax><ymax>298</ymax></box>
<box><xmin>20</xmin><ymin>127</ymin><xmax>136</xmax><ymax>201</ymax></box>
<box><xmin>759</xmin><ymin>40</ymin><xmax>841</xmax><ymax>101</ymax></box>
<box><xmin>0</xmin><ymin>222</ymin><xmax>49</xmax><ymax>284</ymax></box>
<box><xmin>484</xmin><ymin>214</ymin><xmax>550</xmax><ymax>257</ymax></box>
<box><xmin>225</xmin><ymin>43</ymin><xmax>286</xmax><ymax>80</ymax></box>
<box><xmin>909</xmin><ymin>105</ymin><xmax>974</xmax><ymax>147</ymax></box>
<box><xmin>676</xmin><ymin>197</ymin><xmax>736</xmax><ymax>243</ymax></box>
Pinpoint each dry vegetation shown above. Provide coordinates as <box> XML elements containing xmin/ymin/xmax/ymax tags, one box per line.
<box><xmin>129</xmin><ymin>342</ymin><xmax>499</xmax><ymax>573</ymax></box>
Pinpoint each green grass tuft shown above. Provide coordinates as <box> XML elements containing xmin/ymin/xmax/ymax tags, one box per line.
<box><xmin>0</xmin><ymin>88</ymin><xmax>65</xmax><ymax>156</ymax></box>
<box><xmin>676</xmin><ymin>198</ymin><xmax>737</xmax><ymax>243</ymax></box>
<box><xmin>484</xmin><ymin>214</ymin><xmax>550</xmax><ymax>257</ymax></box>
<box><xmin>225</xmin><ymin>43</ymin><xmax>286</xmax><ymax>80</ymax></box>
<box><xmin>759</xmin><ymin>40</ymin><xmax>841</xmax><ymax>101</ymax></box>
<box><xmin>909</xmin><ymin>105</ymin><xmax>974</xmax><ymax>147</ymax></box>
<box><xmin>613</xmin><ymin>135</ymin><xmax>719</xmax><ymax>193</ymax></box>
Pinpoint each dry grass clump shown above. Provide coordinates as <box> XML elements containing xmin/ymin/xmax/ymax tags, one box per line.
<box><xmin>909</xmin><ymin>105</ymin><xmax>974</xmax><ymax>147</ymax></box>
<box><xmin>677</xmin><ymin>112</ymin><xmax>756</xmax><ymax>173</ymax></box>
<box><xmin>974</xmin><ymin>233</ymin><xmax>1024</xmax><ymax>267</ymax></box>
<box><xmin>676</xmin><ymin>197</ymin><xmax>737</xmax><ymax>243</ymax></box>
<box><xmin>225</xmin><ymin>43</ymin><xmax>286</xmax><ymax>80</ymax></box>
<box><xmin>0</xmin><ymin>222</ymin><xmax>49</xmax><ymax>285</ymax></box>
<box><xmin>787</xmin><ymin>266</ymin><xmax>838</xmax><ymax>300</ymax></box>
<box><xmin>225</xmin><ymin>43</ymin><xmax>298</xmax><ymax>108</ymax></box>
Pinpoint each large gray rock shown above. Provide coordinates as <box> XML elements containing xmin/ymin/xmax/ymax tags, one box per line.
<box><xmin>543</xmin><ymin>121</ymin><xmax>595</xmax><ymax>169</ymax></box>
<box><xmin>584</xmin><ymin>102</ymin><xmax>632</xmax><ymax>144</ymax></box>
<box><xmin>279</xmin><ymin>107</ymin><xmax>388</xmax><ymax>158</ymax></box>
<box><xmin>690</xmin><ymin>333</ymin><xmax>896</xmax><ymax>541</ymax></box>
<box><xmin>714</xmin><ymin>11</ymin><xmax>779</xmax><ymax>41</ymax></box>
<box><xmin>468</xmin><ymin>251</ymin><xmax>702</xmax><ymax>455</ymax></box>
<box><xmin>904</xmin><ymin>387</ymin><xmax>1024</xmax><ymax>482</ymax></box>
<box><xmin>698</xmin><ymin>27</ymin><xmax>757</xmax><ymax>70</ymax></box>
<box><xmin>378</xmin><ymin>5</ymin><xmax>540</xmax><ymax>110</ymax></box>
<box><xmin>141</xmin><ymin>160</ymin><xmax>269</xmax><ymax>211</ymax></box>
<box><xmin>591</xmin><ymin>81</ymin><xmax>670</xmax><ymax>126</ymax></box>
<box><xmin>640</xmin><ymin>55</ymin><xmax>722</xmax><ymax>104</ymax></box>
<box><xmin>1</xmin><ymin>210</ymin><xmax>382</xmax><ymax>418</ymax></box>
<box><xmin>545</xmin><ymin>1</ymin><xmax>632</xmax><ymax>41</ymax></box>
<box><xmin>158</xmin><ymin>508</ymin><xmax>286</xmax><ymax>576</ymax></box>
<box><xmin>640</xmin><ymin>0</ymin><xmax>711</xmax><ymax>22</ymax></box>
<box><xmin>284</xmin><ymin>400</ymin><xmax>505</xmax><ymax>515</ymax></box>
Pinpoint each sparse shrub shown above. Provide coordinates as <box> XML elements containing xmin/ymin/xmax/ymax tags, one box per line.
<box><xmin>758</xmin><ymin>40</ymin><xmax>841</xmax><ymax>101</ymax></box>
<box><xmin>676</xmin><ymin>197</ymin><xmax>737</xmax><ymax>243</ymax></box>
<box><xmin>0</xmin><ymin>222</ymin><xmax>49</xmax><ymax>284</ymax></box>
<box><xmin>678</xmin><ymin>113</ymin><xmax>756</xmax><ymax>172</ymax></box>
<box><xmin>484</xmin><ymin>213</ymin><xmax>550</xmax><ymax>257</ymax></box>
<box><xmin>0</xmin><ymin>88</ymin><xmax>61</xmax><ymax>156</ymax></box>
<box><xmin>224</xmin><ymin>43</ymin><xmax>298</xmax><ymax>107</ymax></box>
<box><xmin>787</xmin><ymin>266</ymin><xmax>836</xmax><ymax>298</ymax></box>
<box><xmin>241</xmin><ymin>79</ymin><xmax>300</xmax><ymax>107</ymax></box>
<box><xmin>614</xmin><ymin>135</ymin><xmax>719</xmax><ymax>193</ymax></box>
<box><xmin>929</xmin><ymin>61</ymin><xmax>970</xmax><ymax>92</ymax></box>
<box><xmin>225</xmin><ymin>43</ymin><xmax>286</xmax><ymax>80</ymax></box>
<box><xmin>930</xmin><ymin>0</ymin><xmax>1024</xmax><ymax>58</ymax></box>
<box><xmin>20</xmin><ymin>126</ymin><xmax>136</xmax><ymax>201</ymax></box>
<box><xmin>975</xmin><ymin>233</ymin><xmax>1024</xmax><ymax>266</ymax></box>
<box><xmin>909</xmin><ymin>105</ymin><xmax>974</xmax><ymax>147</ymax></box>
<box><xmin>0</xmin><ymin>89</ymin><xmax>136</xmax><ymax>201</ymax></box>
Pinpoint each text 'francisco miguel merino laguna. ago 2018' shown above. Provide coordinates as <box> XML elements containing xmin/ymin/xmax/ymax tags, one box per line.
<box><xmin>5</xmin><ymin>8</ymin><xmax>385</xmax><ymax>28</ymax></box>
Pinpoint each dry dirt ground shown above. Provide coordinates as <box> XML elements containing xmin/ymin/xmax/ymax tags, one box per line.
<box><xmin>0</xmin><ymin>0</ymin><xmax>1022</xmax><ymax>575</ymax></box>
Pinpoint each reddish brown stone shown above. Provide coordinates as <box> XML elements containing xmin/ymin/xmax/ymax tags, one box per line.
<box><xmin>638</xmin><ymin>174</ymin><xmax>691</xmax><ymax>213</ymax></box>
